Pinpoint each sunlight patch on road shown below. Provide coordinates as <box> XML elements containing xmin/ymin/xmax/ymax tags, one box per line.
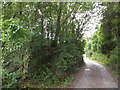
<box><xmin>85</xmin><ymin>69</ymin><xmax>91</xmax><ymax>71</ymax></box>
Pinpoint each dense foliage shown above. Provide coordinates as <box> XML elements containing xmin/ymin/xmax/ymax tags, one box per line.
<box><xmin>85</xmin><ymin>2</ymin><xmax>120</xmax><ymax>78</ymax></box>
<box><xmin>1</xmin><ymin>2</ymin><xmax>95</xmax><ymax>88</ymax></box>
<box><xmin>2</xmin><ymin>2</ymin><xmax>119</xmax><ymax>88</ymax></box>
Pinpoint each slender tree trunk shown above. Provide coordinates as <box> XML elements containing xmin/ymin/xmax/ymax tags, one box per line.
<box><xmin>51</xmin><ymin>2</ymin><xmax>62</xmax><ymax>47</ymax></box>
<box><xmin>40</xmin><ymin>3</ymin><xmax>44</xmax><ymax>45</ymax></box>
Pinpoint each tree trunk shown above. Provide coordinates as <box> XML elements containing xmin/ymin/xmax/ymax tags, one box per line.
<box><xmin>51</xmin><ymin>2</ymin><xmax>62</xmax><ymax>47</ymax></box>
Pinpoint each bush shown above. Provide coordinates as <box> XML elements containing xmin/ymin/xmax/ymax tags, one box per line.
<box><xmin>38</xmin><ymin>65</ymin><xmax>60</xmax><ymax>85</ymax></box>
<box><xmin>89</xmin><ymin>53</ymin><xmax>109</xmax><ymax>65</ymax></box>
<box><xmin>2</xmin><ymin>18</ymin><xmax>31</xmax><ymax>88</ymax></box>
<box><xmin>27</xmin><ymin>42</ymin><xmax>84</xmax><ymax>87</ymax></box>
<box><xmin>2</xmin><ymin>69</ymin><xmax>22</xmax><ymax>88</ymax></box>
<box><xmin>108</xmin><ymin>42</ymin><xmax>120</xmax><ymax>78</ymax></box>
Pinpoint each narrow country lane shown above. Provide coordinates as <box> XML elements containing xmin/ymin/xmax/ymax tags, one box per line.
<box><xmin>72</xmin><ymin>56</ymin><xmax>118</xmax><ymax>88</ymax></box>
